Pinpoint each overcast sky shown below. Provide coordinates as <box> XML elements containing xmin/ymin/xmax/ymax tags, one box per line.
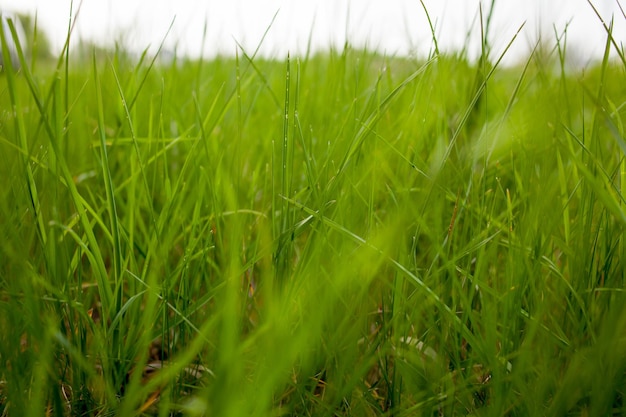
<box><xmin>3</xmin><ymin>0</ymin><xmax>625</xmax><ymax>65</ymax></box>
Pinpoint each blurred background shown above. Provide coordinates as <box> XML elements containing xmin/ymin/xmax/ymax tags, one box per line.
<box><xmin>2</xmin><ymin>0</ymin><xmax>625</xmax><ymax>66</ymax></box>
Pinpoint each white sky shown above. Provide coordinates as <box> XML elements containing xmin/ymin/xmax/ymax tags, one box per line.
<box><xmin>2</xmin><ymin>0</ymin><xmax>625</xmax><ymax>65</ymax></box>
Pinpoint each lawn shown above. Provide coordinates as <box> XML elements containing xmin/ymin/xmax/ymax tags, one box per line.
<box><xmin>1</xmin><ymin>4</ymin><xmax>626</xmax><ymax>416</ymax></box>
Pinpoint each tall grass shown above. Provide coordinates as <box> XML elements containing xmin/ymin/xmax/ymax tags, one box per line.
<box><xmin>1</xmin><ymin>3</ymin><xmax>626</xmax><ymax>416</ymax></box>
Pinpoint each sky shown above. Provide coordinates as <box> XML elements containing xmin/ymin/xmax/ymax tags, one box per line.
<box><xmin>2</xmin><ymin>0</ymin><xmax>625</xmax><ymax>66</ymax></box>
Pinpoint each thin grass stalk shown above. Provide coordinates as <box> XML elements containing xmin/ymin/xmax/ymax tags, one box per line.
<box><xmin>0</xmin><ymin>21</ymin><xmax>47</xmax><ymax>246</ymax></box>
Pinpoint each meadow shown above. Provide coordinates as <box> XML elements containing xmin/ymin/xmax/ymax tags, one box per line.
<box><xmin>1</xmin><ymin>4</ymin><xmax>626</xmax><ymax>416</ymax></box>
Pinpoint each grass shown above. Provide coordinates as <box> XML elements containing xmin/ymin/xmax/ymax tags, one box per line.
<box><xmin>1</xmin><ymin>3</ymin><xmax>626</xmax><ymax>416</ymax></box>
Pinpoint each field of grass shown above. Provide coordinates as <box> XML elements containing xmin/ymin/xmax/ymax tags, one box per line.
<box><xmin>1</xmin><ymin>5</ymin><xmax>626</xmax><ymax>416</ymax></box>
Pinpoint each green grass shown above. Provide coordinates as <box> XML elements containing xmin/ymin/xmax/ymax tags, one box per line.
<box><xmin>1</xmin><ymin>5</ymin><xmax>626</xmax><ymax>416</ymax></box>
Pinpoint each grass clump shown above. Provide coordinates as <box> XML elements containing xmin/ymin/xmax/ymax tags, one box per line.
<box><xmin>1</xmin><ymin>5</ymin><xmax>626</xmax><ymax>416</ymax></box>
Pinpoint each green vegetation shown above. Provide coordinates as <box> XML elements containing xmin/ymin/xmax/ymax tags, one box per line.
<box><xmin>1</xmin><ymin>5</ymin><xmax>626</xmax><ymax>416</ymax></box>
